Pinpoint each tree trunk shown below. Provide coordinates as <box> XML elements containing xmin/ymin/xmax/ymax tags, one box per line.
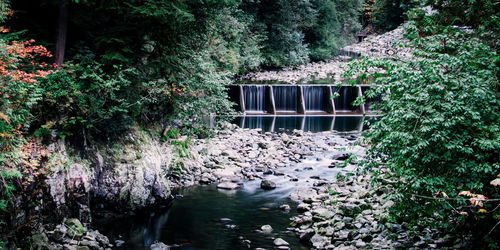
<box><xmin>55</xmin><ymin>0</ymin><xmax>68</xmax><ymax>68</ymax></box>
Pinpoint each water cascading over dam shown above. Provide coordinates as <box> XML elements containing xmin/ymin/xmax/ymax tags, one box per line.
<box><xmin>303</xmin><ymin>86</ymin><xmax>327</xmax><ymax>112</ymax></box>
<box><xmin>243</xmin><ymin>85</ymin><xmax>267</xmax><ymax>113</ymax></box>
<box><xmin>231</xmin><ymin>84</ymin><xmax>376</xmax><ymax>115</ymax></box>
<box><xmin>273</xmin><ymin>86</ymin><xmax>298</xmax><ymax>113</ymax></box>
<box><xmin>333</xmin><ymin>86</ymin><xmax>359</xmax><ymax>112</ymax></box>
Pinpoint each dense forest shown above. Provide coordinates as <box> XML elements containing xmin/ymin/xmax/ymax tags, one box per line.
<box><xmin>1</xmin><ymin>0</ymin><xmax>499</xmax><ymax>249</ymax></box>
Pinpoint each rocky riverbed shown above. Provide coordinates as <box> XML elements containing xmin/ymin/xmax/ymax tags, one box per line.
<box><xmin>175</xmin><ymin>123</ymin><xmax>365</xmax><ymax>189</ymax></box>
<box><xmin>169</xmin><ymin>124</ymin><xmax>455</xmax><ymax>249</ymax></box>
<box><xmin>20</xmin><ymin>122</ymin><xmax>460</xmax><ymax>249</ymax></box>
<box><xmin>240</xmin><ymin>26</ymin><xmax>412</xmax><ymax>84</ymax></box>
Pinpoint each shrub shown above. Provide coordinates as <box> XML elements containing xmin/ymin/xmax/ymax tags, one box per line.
<box><xmin>346</xmin><ymin>20</ymin><xmax>499</xmax><ymax>242</ymax></box>
<box><xmin>35</xmin><ymin>61</ymin><xmax>140</xmax><ymax>140</ymax></box>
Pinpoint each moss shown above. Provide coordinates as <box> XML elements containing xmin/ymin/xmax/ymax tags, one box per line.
<box><xmin>65</xmin><ymin>218</ymin><xmax>85</xmax><ymax>237</ymax></box>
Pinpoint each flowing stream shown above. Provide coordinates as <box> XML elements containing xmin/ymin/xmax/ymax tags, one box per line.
<box><xmin>94</xmin><ymin>119</ymin><xmax>367</xmax><ymax>249</ymax></box>
<box><xmin>94</xmin><ymin>184</ymin><xmax>305</xmax><ymax>249</ymax></box>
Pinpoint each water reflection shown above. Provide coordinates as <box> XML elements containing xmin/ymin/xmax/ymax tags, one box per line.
<box><xmin>94</xmin><ymin>185</ymin><xmax>305</xmax><ymax>249</ymax></box>
<box><xmin>232</xmin><ymin>115</ymin><xmax>376</xmax><ymax>132</ymax></box>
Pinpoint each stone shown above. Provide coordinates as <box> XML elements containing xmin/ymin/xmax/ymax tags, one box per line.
<box><xmin>355</xmin><ymin>241</ymin><xmax>366</xmax><ymax>248</ymax></box>
<box><xmin>115</xmin><ymin>240</ymin><xmax>125</xmax><ymax>247</ymax></box>
<box><xmin>80</xmin><ymin>240</ymin><xmax>100</xmax><ymax>249</ymax></box>
<box><xmin>299</xmin><ymin>229</ymin><xmax>315</xmax><ymax>242</ymax></box>
<box><xmin>273</xmin><ymin>238</ymin><xmax>289</xmax><ymax>246</ymax></box>
<box><xmin>311</xmin><ymin>234</ymin><xmax>329</xmax><ymax>249</ymax></box>
<box><xmin>29</xmin><ymin>233</ymin><xmax>50</xmax><ymax>249</ymax></box>
<box><xmin>150</xmin><ymin>242</ymin><xmax>170</xmax><ymax>250</ymax></box>
<box><xmin>258</xmin><ymin>141</ymin><xmax>270</xmax><ymax>149</ymax></box>
<box><xmin>260</xmin><ymin>179</ymin><xmax>276</xmax><ymax>190</ymax></box>
<box><xmin>325</xmin><ymin>227</ymin><xmax>335</xmax><ymax>236</ymax></box>
<box><xmin>312</xmin><ymin>208</ymin><xmax>334</xmax><ymax>219</ymax></box>
<box><xmin>217</xmin><ymin>182</ymin><xmax>240</xmax><ymax>190</ymax></box>
<box><xmin>261</xmin><ymin>225</ymin><xmax>273</xmax><ymax>233</ymax></box>
<box><xmin>343</xmin><ymin>217</ymin><xmax>354</xmax><ymax>223</ymax></box>
<box><xmin>279</xmin><ymin>204</ymin><xmax>291</xmax><ymax>211</ymax></box>
<box><xmin>65</xmin><ymin>218</ymin><xmax>85</xmax><ymax>237</ymax></box>
<box><xmin>88</xmin><ymin>230</ymin><xmax>109</xmax><ymax>246</ymax></box>
<box><xmin>219</xmin><ymin>218</ymin><xmax>232</xmax><ymax>223</ymax></box>
<box><xmin>297</xmin><ymin>203</ymin><xmax>310</xmax><ymax>213</ymax></box>
<box><xmin>273</xmin><ymin>170</ymin><xmax>285</xmax><ymax>176</ymax></box>
<box><xmin>334</xmin><ymin>222</ymin><xmax>346</xmax><ymax>230</ymax></box>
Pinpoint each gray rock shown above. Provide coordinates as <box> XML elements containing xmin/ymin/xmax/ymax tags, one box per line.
<box><xmin>80</xmin><ymin>240</ymin><xmax>100</xmax><ymax>249</ymax></box>
<box><xmin>299</xmin><ymin>229</ymin><xmax>315</xmax><ymax>241</ymax></box>
<box><xmin>219</xmin><ymin>218</ymin><xmax>232</xmax><ymax>223</ymax></box>
<box><xmin>343</xmin><ymin>217</ymin><xmax>354</xmax><ymax>223</ymax></box>
<box><xmin>279</xmin><ymin>204</ymin><xmax>291</xmax><ymax>211</ymax></box>
<box><xmin>115</xmin><ymin>240</ymin><xmax>125</xmax><ymax>247</ymax></box>
<box><xmin>311</xmin><ymin>234</ymin><xmax>329</xmax><ymax>249</ymax></box>
<box><xmin>312</xmin><ymin>208</ymin><xmax>334</xmax><ymax>219</ymax></box>
<box><xmin>261</xmin><ymin>225</ymin><xmax>273</xmax><ymax>233</ymax></box>
<box><xmin>260</xmin><ymin>179</ymin><xmax>276</xmax><ymax>190</ymax></box>
<box><xmin>297</xmin><ymin>203</ymin><xmax>310</xmax><ymax>213</ymax></box>
<box><xmin>273</xmin><ymin>238</ymin><xmax>289</xmax><ymax>246</ymax></box>
<box><xmin>150</xmin><ymin>242</ymin><xmax>170</xmax><ymax>250</ymax></box>
<box><xmin>355</xmin><ymin>241</ymin><xmax>366</xmax><ymax>248</ymax></box>
<box><xmin>217</xmin><ymin>182</ymin><xmax>240</xmax><ymax>190</ymax></box>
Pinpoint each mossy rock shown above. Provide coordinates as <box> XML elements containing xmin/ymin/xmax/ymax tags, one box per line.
<box><xmin>28</xmin><ymin>233</ymin><xmax>50</xmax><ymax>249</ymax></box>
<box><xmin>65</xmin><ymin>218</ymin><xmax>85</xmax><ymax>237</ymax></box>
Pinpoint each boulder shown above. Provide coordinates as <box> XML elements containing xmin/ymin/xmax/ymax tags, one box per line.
<box><xmin>260</xmin><ymin>179</ymin><xmax>276</xmax><ymax>190</ymax></box>
<box><xmin>261</xmin><ymin>225</ymin><xmax>273</xmax><ymax>233</ymax></box>
<box><xmin>274</xmin><ymin>238</ymin><xmax>289</xmax><ymax>246</ymax></box>
<box><xmin>150</xmin><ymin>242</ymin><xmax>170</xmax><ymax>250</ymax></box>
<box><xmin>217</xmin><ymin>182</ymin><xmax>240</xmax><ymax>190</ymax></box>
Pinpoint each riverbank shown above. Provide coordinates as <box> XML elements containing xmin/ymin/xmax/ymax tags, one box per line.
<box><xmin>7</xmin><ymin>123</ymin><xmax>465</xmax><ymax>249</ymax></box>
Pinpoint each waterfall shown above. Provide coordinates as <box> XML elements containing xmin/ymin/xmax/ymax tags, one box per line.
<box><xmin>243</xmin><ymin>85</ymin><xmax>266</xmax><ymax>112</ymax></box>
<box><xmin>303</xmin><ymin>86</ymin><xmax>326</xmax><ymax>112</ymax></box>
<box><xmin>273</xmin><ymin>86</ymin><xmax>297</xmax><ymax>112</ymax></box>
<box><xmin>333</xmin><ymin>86</ymin><xmax>357</xmax><ymax>112</ymax></box>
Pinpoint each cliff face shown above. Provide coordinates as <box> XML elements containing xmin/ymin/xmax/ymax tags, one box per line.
<box><xmin>44</xmin><ymin>128</ymin><xmax>174</xmax><ymax>221</ymax></box>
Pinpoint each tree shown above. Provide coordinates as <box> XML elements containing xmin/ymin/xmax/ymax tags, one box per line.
<box><xmin>55</xmin><ymin>0</ymin><xmax>68</xmax><ymax>67</ymax></box>
<box><xmin>370</xmin><ymin>0</ymin><xmax>419</xmax><ymax>31</ymax></box>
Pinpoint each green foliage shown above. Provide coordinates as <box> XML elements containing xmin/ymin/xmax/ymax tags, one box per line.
<box><xmin>371</xmin><ymin>0</ymin><xmax>419</xmax><ymax>31</ymax></box>
<box><xmin>306</xmin><ymin>0</ymin><xmax>363</xmax><ymax>60</ymax></box>
<box><xmin>259</xmin><ymin>0</ymin><xmax>316</xmax><ymax>66</ymax></box>
<box><xmin>246</xmin><ymin>0</ymin><xmax>362</xmax><ymax>66</ymax></box>
<box><xmin>346</xmin><ymin>19</ymin><xmax>499</xmax><ymax>241</ymax></box>
<box><xmin>163</xmin><ymin>127</ymin><xmax>179</xmax><ymax>141</ymax></box>
<box><xmin>0</xmin><ymin>0</ymin><xmax>9</xmax><ymax>22</ymax></box>
<box><xmin>36</xmin><ymin>61</ymin><xmax>140</xmax><ymax>139</ymax></box>
<box><xmin>411</xmin><ymin>1</ymin><xmax>500</xmax><ymax>48</ymax></box>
